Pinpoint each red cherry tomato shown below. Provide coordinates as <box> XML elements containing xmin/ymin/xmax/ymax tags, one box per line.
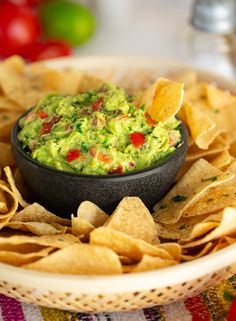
<box><xmin>21</xmin><ymin>40</ymin><xmax>72</xmax><ymax>62</ymax></box>
<box><xmin>130</xmin><ymin>132</ymin><xmax>145</xmax><ymax>148</ymax></box>
<box><xmin>227</xmin><ymin>298</ymin><xmax>236</xmax><ymax>321</ymax></box>
<box><xmin>0</xmin><ymin>2</ymin><xmax>41</xmax><ymax>57</ymax></box>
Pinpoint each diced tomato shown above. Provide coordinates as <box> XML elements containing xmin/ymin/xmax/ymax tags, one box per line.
<box><xmin>120</xmin><ymin>114</ymin><xmax>129</xmax><ymax>119</ymax></box>
<box><xmin>145</xmin><ymin>112</ymin><xmax>156</xmax><ymax>126</ymax></box>
<box><xmin>92</xmin><ymin>97</ymin><xmax>104</xmax><ymax>112</ymax></box>
<box><xmin>41</xmin><ymin>122</ymin><xmax>52</xmax><ymax>135</ymax></box>
<box><xmin>98</xmin><ymin>153</ymin><xmax>111</xmax><ymax>163</ymax></box>
<box><xmin>130</xmin><ymin>132</ymin><xmax>145</xmax><ymax>148</ymax></box>
<box><xmin>111</xmin><ymin>165</ymin><xmax>123</xmax><ymax>174</ymax></box>
<box><xmin>41</xmin><ymin>115</ymin><xmax>61</xmax><ymax>135</ymax></box>
<box><xmin>38</xmin><ymin>110</ymin><xmax>48</xmax><ymax>119</ymax></box>
<box><xmin>66</xmin><ymin>149</ymin><xmax>80</xmax><ymax>162</ymax></box>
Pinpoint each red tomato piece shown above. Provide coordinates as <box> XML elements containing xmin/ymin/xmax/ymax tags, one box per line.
<box><xmin>89</xmin><ymin>147</ymin><xmax>96</xmax><ymax>157</ymax></box>
<box><xmin>21</xmin><ymin>40</ymin><xmax>72</xmax><ymax>62</ymax></box>
<box><xmin>41</xmin><ymin>115</ymin><xmax>60</xmax><ymax>135</ymax></box>
<box><xmin>3</xmin><ymin>0</ymin><xmax>41</xmax><ymax>8</ymax></box>
<box><xmin>110</xmin><ymin>165</ymin><xmax>123</xmax><ymax>174</ymax></box>
<box><xmin>144</xmin><ymin>112</ymin><xmax>156</xmax><ymax>126</ymax></box>
<box><xmin>38</xmin><ymin>111</ymin><xmax>48</xmax><ymax>119</ymax></box>
<box><xmin>130</xmin><ymin>132</ymin><xmax>145</xmax><ymax>148</ymax></box>
<box><xmin>92</xmin><ymin>97</ymin><xmax>104</xmax><ymax>112</ymax></box>
<box><xmin>41</xmin><ymin>122</ymin><xmax>52</xmax><ymax>135</ymax></box>
<box><xmin>66</xmin><ymin>149</ymin><xmax>81</xmax><ymax>162</ymax></box>
<box><xmin>0</xmin><ymin>3</ymin><xmax>41</xmax><ymax>57</ymax></box>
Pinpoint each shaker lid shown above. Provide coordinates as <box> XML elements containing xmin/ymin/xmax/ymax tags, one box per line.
<box><xmin>190</xmin><ymin>0</ymin><xmax>236</xmax><ymax>34</ymax></box>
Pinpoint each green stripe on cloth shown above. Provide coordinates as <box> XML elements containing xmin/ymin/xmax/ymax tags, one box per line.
<box><xmin>39</xmin><ymin>306</ymin><xmax>71</xmax><ymax>321</ymax></box>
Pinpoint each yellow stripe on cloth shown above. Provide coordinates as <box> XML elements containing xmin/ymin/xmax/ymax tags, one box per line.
<box><xmin>39</xmin><ymin>306</ymin><xmax>71</xmax><ymax>321</ymax></box>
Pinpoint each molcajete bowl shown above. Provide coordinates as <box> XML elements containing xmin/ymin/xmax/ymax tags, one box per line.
<box><xmin>11</xmin><ymin>112</ymin><xmax>188</xmax><ymax>217</ymax></box>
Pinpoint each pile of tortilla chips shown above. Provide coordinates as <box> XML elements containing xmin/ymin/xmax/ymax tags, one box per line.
<box><xmin>0</xmin><ymin>56</ymin><xmax>235</xmax><ymax>275</ymax></box>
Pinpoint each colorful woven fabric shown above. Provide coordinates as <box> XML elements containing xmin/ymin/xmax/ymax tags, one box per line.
<box><xmin>0</xmin><ymin>275</ymin><xmax>235</xmax><ymax>321</ymax></box>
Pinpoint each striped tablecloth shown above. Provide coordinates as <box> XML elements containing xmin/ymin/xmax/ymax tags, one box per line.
<box><xmin>0</xmin><ymin>275</ymin><xmax>235</xmax><ymax>321</ymax></box>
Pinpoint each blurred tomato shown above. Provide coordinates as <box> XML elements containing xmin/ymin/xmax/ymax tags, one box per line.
<box><xmin>0</xmin><ymin>2</ymin><xmax>41</xmax><ymax>57</ymax></box>
<box><xmin>0</xmin><ymin>0</ymin><xmax>41</xmax><ymax>8</ymax></box>
<box><xmin>21</xmin><ymin>40</ymin><xmax>72</xmax><ymax>61</ymax></box>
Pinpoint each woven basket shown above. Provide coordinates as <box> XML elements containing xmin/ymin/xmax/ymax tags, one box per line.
<box><xmin>1</xmin><ymin>56</ymin><xmax>236</xmax><ymax>313</ymax></box>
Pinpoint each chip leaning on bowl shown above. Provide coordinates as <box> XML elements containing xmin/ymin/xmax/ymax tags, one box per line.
<box><xmin>17</xmin><ymin>82</ymin><xmax>183</xmax><ymax>175</ymax></box>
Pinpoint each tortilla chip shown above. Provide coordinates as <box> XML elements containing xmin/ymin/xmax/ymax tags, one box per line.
<box><xmin>0</xmin><ymin>189</ymin><xmax>8</xmax><ymax>214</ymax></box>
<box><xmin>3</xmin><ymin>55</ymin><xmax>25</xmax><ymax>73</ymax></box>
<box><xmin>180</xmin><ymin>207</ymin><xmax>236</xmax><ymax>248</ymax></box>
<box><xmin>185</xmin><ymin>135</ymin><xmax>230</xmax><ymax>162</ymax></box>
<box><xmin>77</xmin><ymin>73</ymin><xmax>105</xmax><ymax>93</ymax></box>
<box><xmin>206</xmin><ymin>84</ymin><xmax>236</xmax><ymax>109</ymax></box>
<box><xmin>0</xmin><ymin>247</ymin><xmax>54</xmax><ymax>266</ymax></box>
<box><xmin>0</xmin><ymin>180</ymin><xmax>18</xmax><ymax>221</ymax></box>
<box><xmin>0</xmin><ymin>111</ymin><xmax>21</xmax><ymax>142</ymax></box>
<box><xmin>153</xmin><ymin>159</ymin><xmax>234</xmax><ymax>224</ymax></box>
<box><xmin>11</xmin><ymin>203</ymin><xmax>70</xmax><ymax>226</ymax></box>
<box><xmin>170</xmin><ymin>70</ymin><xmax>197</xmax><ymax>89</ymax></box>
<box><xmin>90</xmin><ymin>227</ymin><xmax>173</xmax><ymax>261</ymax></box>
<box><xmin>210</xmin><ymin>150</ymin><xmax>231</xmax><ymax>169</ymax></box>
<box><xmin>119</xmin><ymin>256</ymin><xmax>138</xmax><ymax>265</ymax></box>
<box><xmin>139</xmin><ymin>78</ymin><xmax>184</xmax><ymax>122</ymax></box>
<box><xmin>184</xmin><ymin>83</ymin><xmax>206</xmax><ymax>102</ymax></box>
<box><xmin>105</xmin><ymin>197</ymin><xmax>159</xmax><ymax>244</ymax></box>
<box><xmin>183</xmin><ymin>102</ymin><xmax>215</xmax><ymax>149</ymax></box>
<box><xmin>0</xmin><ymin>143</ymin><xmax>15</xmax><ymax>168</ymax></box>
<box><xmin>0</xmin><ymin>96</ymin><xmax>23</xmax><ymax>112</ymax></box>
<box><xmin>181</xmin><ymin>242</ymin><xmax>214</xmax><ymax>261</ymax></box>
<box><xmin>132</xmin><ymin>255</ymin><xmax>177</xmax><ymax>273</ymax></box>
<box><xmin>4</xmin><ymin>167</ymin><xmax>29</xmax><ymax>208</ymax></box>
<box><xmin>23</xmin><ymin>244</ymin><xmax>122</xmax><ymax>275</ymax></box>
<box><xmin>0</xmin><ymin>233</ymin><xmax>80</xmax><ymax>248</ymax></box>
<box><xmin>71</xmin><ymin>215</ymin><xmax>94</xmax><ymax>240</ymax></box>
<box><xmin>7</xmin><ymin>221</ymin><xmax>67</xmax><ymax>236</ymax></box>
<box><xmin>77</xmin><ymin>201</ymin><xmax>109</xmax><ymax>227</ymax></box>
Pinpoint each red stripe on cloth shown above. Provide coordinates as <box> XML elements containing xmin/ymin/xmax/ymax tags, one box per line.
<box><xmin>227</xmin><ymin>298</ymin><xmax>236</xmax><ymax>321</ymax></box>
<box><xmin>184</xmin><ymin>296</ymin><xmax>211</xmax><ymax>321</ymax></box>
<box><xmin>0</xmin><ymin>295</ymin><xmax>26</xmax><ymax>321</ymax></box>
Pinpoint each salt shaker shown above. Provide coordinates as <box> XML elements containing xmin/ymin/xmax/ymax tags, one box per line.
<box><xmin>187</xmin><ymin>0</ymin><xmax>236</xmax><ymax>78</ymax></box>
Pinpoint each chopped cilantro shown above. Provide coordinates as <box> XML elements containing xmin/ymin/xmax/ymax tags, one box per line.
<box><xmin>202</xmin><ymin>176</ymin><xmax>219</xmax><ymax>182</ymax></box>
<box><xmin>171</xmin><ymin>195</ymin><xmax>187</xmax><ymax>202</ymax></box>
<box><xmin>76</xmin><ymin>123</ymin><xmax>83</xmax><ymax>133</ymax></box>
<box><xmin>81</xmin><ymin>142</ymin><xmax>89</xmax><ymax>153</ymax></box>
<box><xmin>140</xmin><ymin>104</ymin><xmax>145</xmax><ymax>111</ymax></box>
<box><xmin>160</xmin><ymin>204</ymin><xmax>167</xmax><ymax>209</ymax></box>
<box><xmin>102</xmin><ymin>139</ymin><xmax>109</xmax><ymax>147</ymax></box>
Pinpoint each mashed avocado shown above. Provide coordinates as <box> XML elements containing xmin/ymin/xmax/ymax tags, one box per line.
<box><xmin>18</xmin><ymin>83</ymin><xmax>182</xmax><ymax>175</ymax></box>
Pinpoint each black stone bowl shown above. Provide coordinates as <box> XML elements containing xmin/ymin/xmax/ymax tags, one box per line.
<box><xmin>11</xmin><ymin>112</ymin><xmax>188</xmax><ymax>217</ymax></box>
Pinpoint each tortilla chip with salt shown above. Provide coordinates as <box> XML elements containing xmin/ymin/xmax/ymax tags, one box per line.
<box><xmin>0</xmin><ymin>111</ymin><xmax>22</xmax><ymax>142</ymax></box>
<box><xmin>71</xmin><ymin>215</ymin><xmax>94</xmax><ymax>240</ymax></box>
<box><xmin>77</xmin><ymin>201</ymin><xmax>109</xmax><ymax>227</ymax></box>
<box><xmin>11</xmin><ymin>203</ymin><xmax>71</xmax><ymax>226</ymax></box>
<box><xmin>206</xmin><ymin>84</ymin><xmax>236</xmax><ymax>110</ymax></box>
<box><xmin>90</xmin><ymin>227</ymin><xmax>174</xmax><ymax>261</ymax></box>
<box><xmin>181</xmin><ymin>242</ymin><xmax>214</xmax><ymax>261</ymax></box>
<box><xmin>170</xmin><ymin>70</ymin><xmax>197</xmax><ymax>89</ymax></box>
<box><xmin>105</xmin><ymin>197</ymin><xmax>159</xmax><ymax>244</ymax></box>
<box><xmin>210</xmin><ymin>150</ymin><xmax>231</xmax><ymax>169</ymax></box>
<box><xmin>139</xmin><ymin>78</ymin><xmax>184</xmax><ymax>122</ymax></box>
<box><xmin>153</xmin><ymin>159</ymin><xmax>234</xmax><ymax>224</ymax></box>
<box><xmin>77</xmin><ymin>73</ymin><xmax>105</xmax><ymax>93</ymax></box>
<box><xmin>180</xmin><ymin>207</ymin><xmax>236</xmax><ymax>248</ymax></box>
<box><xmin>23</xmin><ymin>244</ymin><xmax>122</xmax><ymax>275</ymax></box>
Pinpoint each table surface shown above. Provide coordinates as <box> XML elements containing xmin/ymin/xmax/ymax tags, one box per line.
<box><xmin>0</xmin><ymin>274</ymin><xmax>235</xmax><ymax>321</ymax></box>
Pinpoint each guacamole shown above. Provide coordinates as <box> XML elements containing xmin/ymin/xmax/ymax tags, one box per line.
<box><xmin>18</xmin><ymin>83</ymin><xmax>182</xmax><ymax>175</ymax></box>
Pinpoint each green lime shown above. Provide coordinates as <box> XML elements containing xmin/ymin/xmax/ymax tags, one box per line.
<box><xmin>41</xmin><ymin>1</ymin><xmax>95</xmax><ymax>46</ymax></box>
